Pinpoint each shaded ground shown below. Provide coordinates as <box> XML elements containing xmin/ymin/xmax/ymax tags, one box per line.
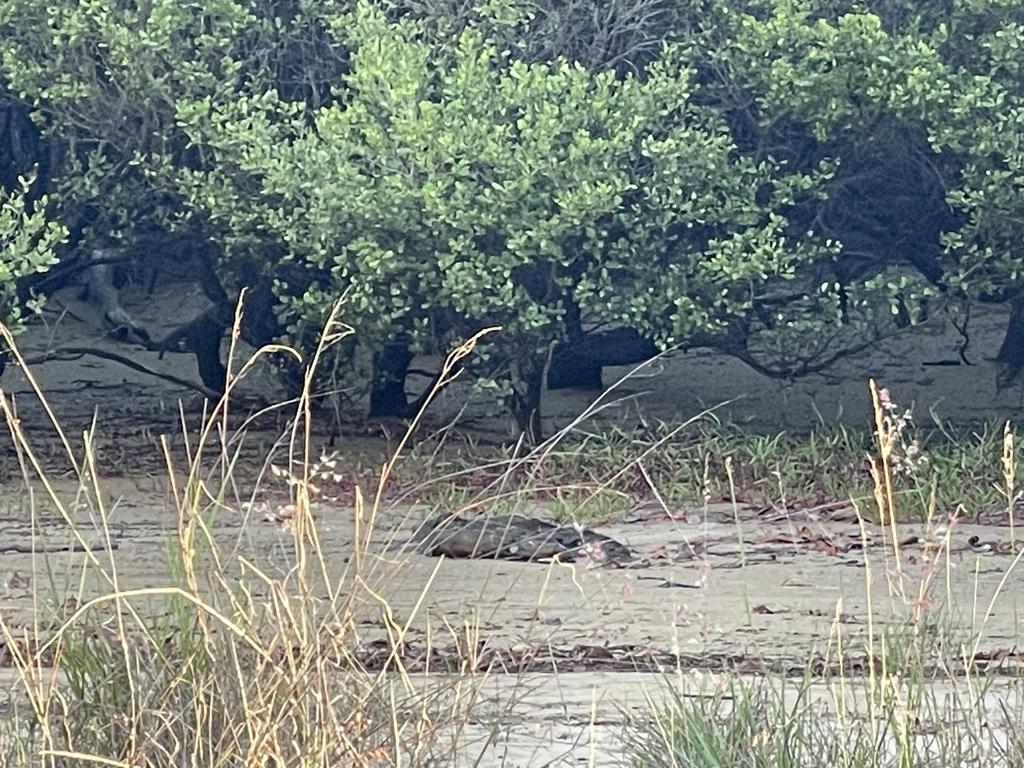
<box><xmin>0</xmin><ymin>281</ymin><xmax>1021</xmax><ymax>453</ymax></box>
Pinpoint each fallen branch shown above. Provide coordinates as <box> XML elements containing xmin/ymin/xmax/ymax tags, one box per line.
<box><xmin>17</xmin><ymin>345</ymin><xmax>218</xmax><ymax>399</ymax></box>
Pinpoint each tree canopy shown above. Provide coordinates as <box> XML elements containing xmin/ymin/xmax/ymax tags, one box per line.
<box><xmin>1</xmin><ymin>0</ymin><xmax>1023</xmax><ymax>437</ymax></box>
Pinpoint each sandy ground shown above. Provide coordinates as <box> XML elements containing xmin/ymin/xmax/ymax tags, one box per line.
<box><xmin>1</xmin><ymin>482</ymin><xmax>1023</xmax><ymax>765</ymax></box>
<box><xmin>0</xmin><ymin>283</ymin><xmax>1024</xmax><ymax>763</ymax></box>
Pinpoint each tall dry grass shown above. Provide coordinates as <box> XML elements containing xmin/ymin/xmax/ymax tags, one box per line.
<box><xmin>0</xmin><ymin>302</ymin><xmax>498</xmax><ymax>767</ymax></box>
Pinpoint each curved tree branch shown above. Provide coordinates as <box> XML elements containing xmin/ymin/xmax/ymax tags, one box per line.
<box><xmin>17</xmin><ymin>345</ymin><xmax>218</xmax><ymax>398</ymax></box>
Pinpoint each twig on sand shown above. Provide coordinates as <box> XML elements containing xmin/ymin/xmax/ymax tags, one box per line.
<box><xmin>0</xmin><ymin>538</ymin><xmax>118</xmax><ymax>554</ymax></box>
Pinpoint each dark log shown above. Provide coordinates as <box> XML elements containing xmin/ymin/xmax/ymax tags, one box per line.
<box><xmin>410</xmin><ymin>513</ymin><xmax>633</xmax><ymax>565</ymax></box>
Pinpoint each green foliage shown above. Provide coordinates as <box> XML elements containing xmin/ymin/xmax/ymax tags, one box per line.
<box><xmin>3</xmin><ymin>0</ymin><xmax>1024</xmax><ymax>435</ymax></box>
<box><xmin>927</xmin><ymin>2</ymin><xmax>1024</xmax><ymax>300</ymax></box>
<box><xmin>177</xmin><ymin>1</ymin><xmax>837</xmax><ymax>433</ymax></box>
<box><xmin>0</xmin><ymin>0</ymin><xmax>257</xmax><ymax>239</ymax></box>
<box><xmin>0</xmin><ymin>175</ymin><xmax>65</xmax><ymax>331</ymax></box>
<box><xmin>695</xmin><ymin>0</ymin><xmax>1024</xmax><ymax>316</ymax></box>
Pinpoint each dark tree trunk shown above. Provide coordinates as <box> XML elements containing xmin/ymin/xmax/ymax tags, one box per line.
<box><xmin>152</xmin><ymin>305</ymin><xmax>230</xmax><ymax>392</ymax></box>
<box><xmin>191</xmin><ymin>323</ymin><xmax>228</xmax><ymax>392</ymax></box>
<box><xmin>0</xmin><ymin>100</ymin><xmax>49</xmax><ymax>196</ymax></box>
<box><xmin>547</xmin><ymin>353</ymin><xmax>604</xmax><ymax>390</ymax></box>
<box><xmin>508</xmin><ymin>354</ymin><xmax>546</xmax><ymax>443</ymax></box>
<box><xmin>227</xmin><ymin>278</ymin><xmax>329</xmax><ymax>404</ymax></box>
<box><xmin>232</xmin><ymin>279</ymin><xmax>304</xmax><ymax>398</ymax></box>
<box><xmin>996</xmin><ymin>296</ymin><xmax>1024</xmax><ymax>391</ymax></box>
<box><xmin>369</xmin><ymin>342</ymin><xmax>414</xmax><ymax>416</ymax></box>
<box><xmin>237</xmin><ymin>279</ymin><xmax>281</xmax><ymax>350</ymax></box>
<box><xmin>547</xmin><ymin>328</ymin><xmax>659</xmax><ymax>390</ymax></box>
